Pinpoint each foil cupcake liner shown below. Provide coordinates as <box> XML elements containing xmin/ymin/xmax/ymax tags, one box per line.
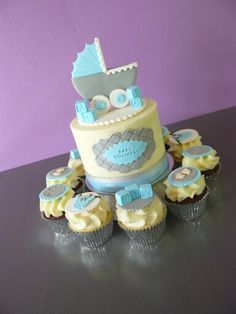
<box><xmin>70</xmin><ymin>218</ymin><xmax>114</xmax><ymax>249</ymax></box>
<box><xmin>118</xmin><ymin>207</ymin><xmax>167</xmax><ymax>246</ymax></box>
<box><xmin>204</xmin><ymin>164</ymin><xmax>221</xmax><ymax>193</ymax></box>
<box><xmin>165</xmin><ymin>188</ymin><xmax>209</xmax><ymax>222</ymax></box>
<box><xmin>41</xmin><ymin>213</ymin><xmax>70</xmax><ymax>234</ymax></box>
<box><xmin>53</xmin><ymin>231</ymin><xmax>77</xmax><ymax>247</ymax></box>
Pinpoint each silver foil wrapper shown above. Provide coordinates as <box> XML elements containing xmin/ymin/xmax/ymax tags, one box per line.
<box><xmin>118</xmin><ymin>214</ymin><xmax>166</xmax><ymax>246</ymax></box>
<box><xmin>41</xmin><ymin>213</ymin><xmax>70</xmax><ymax>234</ymax></box>
<box><xmin>71</xmin><ymin>219</ymin><xmax>114</xmax><ymax>249</ymax></box>
<box><xmin>204</xmin><ymin>164</ymin><xmax>220</xmax><ymax>193</ymax></box>
<box><xmin>53</xmin><ymin>231</ymin><xmax>77</xmax><ymax>247</ymax></box>
<box><xmin>165</xmin><ymin>188</ymin><xmax>209</xmax><ymax>221</ymax></box>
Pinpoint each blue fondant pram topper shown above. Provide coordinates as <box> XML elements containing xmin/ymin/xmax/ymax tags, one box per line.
<box><xmin>71</xmin><ymin>38</ymin><xmax>138</xmax><ymax>101</ymax></box>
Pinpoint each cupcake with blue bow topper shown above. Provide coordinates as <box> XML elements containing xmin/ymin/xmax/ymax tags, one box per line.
<box><xmin>65</xmin><ymin>192</ymin><xmax>113</xmax><ymax>248</ymax></box>
<box><xmin>164</xmin><ymin>166</ymin><xmax>209</xmax><ymax>221</ymax></box>
<box><xmin>182</xmin><ymin>145</ymin><xmax>220</xmax><ymax>190</ymax></box>
<box><xmin>115</xmin><ymin>184</ymin><xmax>167</xmax><ymax>245</ymax></box>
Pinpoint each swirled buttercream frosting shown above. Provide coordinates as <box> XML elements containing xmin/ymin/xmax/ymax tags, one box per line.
<box><xmin>182</xmin><ymin>145</ymin><xmax>220</xmax><ymax>171</ymax></box>
<box><xmin>168</xmin><ymin>129</ymin><xmax>202</xmax><ymax>161</ymax></box>
<box><xmin>161</xmin><ymin>126</ymin><xmax>171</xmax><ymax>146</ymax></box>
<box><xmin>164</xmin><ymin>167</ymin><xmax>206</xmax><ymax>202</ymax></box>
<box><xmin>46</xmin><ymin>167</ymin><xmax>78</xmax><ymax>188</ymax></box>
<box><xmin>68</xmin><ymin>158</ymin><xmax>85</xmax><ymax>177</ymax></box>
<box><xmin>116</xmin><ymin>195</ymin><xmax>165</xmax><ymax>230</ymax></box>
<box><xmin>65</xmin><ymin>192</ymin><xmax>113</xmax><ymax>232</ymax></box>
<box><xmin>39</xmin><ymin>184</ymin><xmax>74</xmax><ymax>218</ymax></box>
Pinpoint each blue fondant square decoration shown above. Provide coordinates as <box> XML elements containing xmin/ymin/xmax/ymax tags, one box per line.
<box><xmin>77</xmin><ymin>111</ymin><xmax>84</xmax><ymax>121</ymax></box>
<box><xmin>115</xmin><ymin>190</ymin><xmax>132</xmax><ymax>206</ymax></box>
<box><xmin>127</xmin><ymin>85</ymin><xmax>141</xmax><ymax>98</ymax></box>
<box><xmin>125</xmin><ymin>184</ymin><xmax>140</xmax><ymax>200</ymax></box>
<box><xmin>130</xmin><ymin>97</ymin><xmax>143</xmax><ymax>110</ymax></box>
<box><xmin>70</xmin><ymin>149</ymin><xmax>80</xmax><ymax>160</ymax></box>
<box><xmin>75</xmin><ymin>100</ymin><xmax>89</xmax><ymax>114</ymax></box>
<box><xmin>140</xmin><ymin>184</ymin><xmax>153</xmax><ymax>199</ymax></box>
<box><xmin>80</xmin><ymin>110</ymin><xmax>96</xmax><ymax>123</ymax></box>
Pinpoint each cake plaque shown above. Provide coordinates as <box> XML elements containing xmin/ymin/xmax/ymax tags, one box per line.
<box><xmin>92</xmin><ymin>128</ymin><xmax>156</xmax><ymax>173</ymax></box>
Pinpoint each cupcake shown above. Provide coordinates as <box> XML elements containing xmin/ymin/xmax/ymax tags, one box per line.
<box><xmin>115</xmin><ymin>184</ymin><xmax>167</xmax><ymax>245</ymax></box>
<box><xmin>164</xmin><ymin>166</ymin><xmax>209</xmax><ymax>221</ymax></box>
<box><xmin>68</xmin><ymin>148</ymin><xmax>85</xmax><ymax>177</ymax></box>
<box><xmin>168</xmin><ymin>129</ymin><xmax>202</xmax><ymax>164</ymax></box>
<box><xmin>46</xmin><ymin>166</ymin><xmax>84</xmax><ymax>194</ymax></box>
<box><xmin>39</xmin><ymin>184</ymin><xmax>74</xmax><ymax>233</ymax></box>
<box><xmin>161</xmin><ymin>125</ymin><xmax>171</xmax><ymax>150</ymax></box>
<box><xmin>65</xmin><ymin>192</ymin><xmax>113</xmax><ymax>248</ymax></box>
<box><xmin>182</xmin><ymin>145</ymin><xmax>220</xmax><ymax>188</ymax></box>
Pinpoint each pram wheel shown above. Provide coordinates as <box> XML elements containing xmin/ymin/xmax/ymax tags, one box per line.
<box><xmin>109</xmin><ymin>89</ymin><xmax>129</xmax><ymax>108</ymax></box>
<box><xmin>91</xmin><ymin>95</ymin><xmax>111</xmax><ymax>115</ymax></box>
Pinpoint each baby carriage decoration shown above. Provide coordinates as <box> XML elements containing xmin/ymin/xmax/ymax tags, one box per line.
<box><xmin>72</xmin><ymin>38</ymin><xmax>143</xmax><ymax>123</ymax></box>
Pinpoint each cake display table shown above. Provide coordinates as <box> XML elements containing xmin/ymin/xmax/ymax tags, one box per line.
<box><xmin>1</xmin><ymin>107</ymin><xmax>235</xmax><ymax>314</ymax></box>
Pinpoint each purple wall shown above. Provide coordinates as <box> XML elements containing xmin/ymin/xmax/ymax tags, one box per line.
<box><xmin>1</xmin><ymin>0</ymin><xmax>236</xmax><ymax>172</ymax></box>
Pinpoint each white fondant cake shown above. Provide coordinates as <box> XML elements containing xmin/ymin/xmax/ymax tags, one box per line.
<box><xmin>70</xmin><ymin>38</ymin><xmax>169</xmax><ymax>193</ymax></box>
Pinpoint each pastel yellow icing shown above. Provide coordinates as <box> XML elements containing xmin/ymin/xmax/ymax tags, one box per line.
<box><xmin>68</xmin><ymin>158</ymin><xmax>85</xmax><ymax>177</ymax></box>
<box><xmin>70</xmin><ymin>99</ymin><xmax>165</xmax><ymax>178</ymax></box>
<box><xmin>40</xmin><ymin>188</ymin><xmax>74</xmax><ymax>218</ymax></box>
<box><xmin>164</xmin><ymin>175</ymin><xmax>206</xmax><ymax>202</ymax></box>
<box><xmin>182</xmin><ymin>149</ymin><xmax>220</xmax><ymax>171</ymax></box>
<box><xmin>168</xmin><ymin>136</ymin><xmax>202</xmax><ymax>161</ymax></box>
<box><xmin>46</xmin><ymin>171</ymin><xmax>78</xmax><ymax>189</ymax></box>
<box><xmin>65</xmin><ymin>194</ymin><xmax>113</xmax><ymax>232</ymax></box>
<box><xmin>163</xmin><ymin>131</ymin><xmax>171</xmax><ymax>146</ymax></box>
<box><xmin>116</xmin><ymin>196</ymin><xmax>166</xmax><ymax>230</ymax></box>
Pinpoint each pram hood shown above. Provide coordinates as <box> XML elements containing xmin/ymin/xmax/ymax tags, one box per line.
<box><xmin>72</xmin><ymin>38</ymin><xmax>137</xmax><ymax>79</ymax></box>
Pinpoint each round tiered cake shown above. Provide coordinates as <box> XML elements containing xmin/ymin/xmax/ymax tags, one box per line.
<box><xmin>70</xmin><ymin>38</ymin><xmax>170</xmax><ymax>193</ymax></box>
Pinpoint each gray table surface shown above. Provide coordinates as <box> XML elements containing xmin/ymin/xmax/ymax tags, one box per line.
<box><xmin>1</xmin><ymin>107</ymin><xmax>236</xmax><ymax>314</ymax></box>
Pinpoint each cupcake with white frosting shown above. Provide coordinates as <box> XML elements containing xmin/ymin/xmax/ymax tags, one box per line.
<box><xmin>182</xmin><ymin>145</ymin><xmax>220</xmax><ymax>188</ymax></box>
<box><xmin>39</xmin><ymin>184</ymin><xmax>74</xmax><ymax>233</ymax></box>
<box><xmin>115</xmin><ymin>184</ymin><xmax>166</xmax><ymax>245</ymax></box>
<box><xmin>168</xmin><ymin>129</ymin><xmax>202</xmax><ymax>164</ymax></box>
<box><xmin>164</xmin><ymin>166</ymin><xmax>209</xmax><ymax>221</ymax></box>
<box><xmin>68</xmin><ymin>148</ymin><xmax>85</xmax><ymax>177</ymax></box>
<box><xmin>65</xmin><ymin>192</ymin><xmax>113</xmax><ymax>248</ymax></box>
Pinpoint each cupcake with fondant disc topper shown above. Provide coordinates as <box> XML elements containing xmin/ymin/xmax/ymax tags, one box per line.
<box><xmin>182</xmin><ymin>145</ymin><xmax>220</xmax><ymax>189</ymax></box>
<box><xmin>161</xmin><ymin>126</ymin><xmax>171</xmax><ymax>150</ymax></box>
<box><xmin>115</xmin><ymin>184</ymin><xmax>167</xmax><ymax>245</ymax></box>
<box><xmin>65</xmin><ymin>192</ymin><xmax>113</xmax><ymax>248</ymax></box>
<box><xmin>39</xmin><ymin>184</ymin><xmax>74</xmax><ymax>233</ymax></box>
<box><xmin>46</xmin><ymin>166</ymin><xmax>84</xmax><ymax>194</ymax></box>
<box><xmin>68</xmin><ymin>148</ymin><xmax>85</xmax><ymax>178</ymax></box>
<box><xmin>168</xmin><ymin>129</ymin><xmax>202</xmax><ymax>164</ymax></box>
<box><xmin>164</xmin><ymin>166</ymin><xmax>209</xmax><ymax>221</ymax></box>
